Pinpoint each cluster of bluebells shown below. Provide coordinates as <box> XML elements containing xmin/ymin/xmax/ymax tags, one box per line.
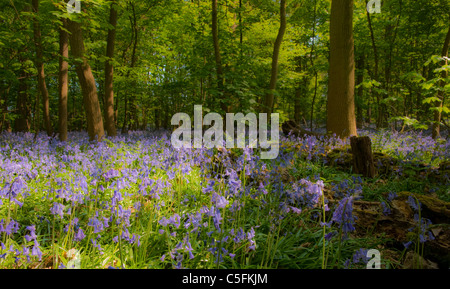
<box><xmin>380</xmin><ymin>191</ymin><xmax>397</xmax><ymax>216</ymax></box>
<box><xmin>0</xmin><ymin>219</ymin><xmax>20</xmax><ymax>236</ymax></box>
<box><xmin>1</xmin><ymin>225</ymin><xmax>44</xmax><ymax>264</ymax></box>
<box><xmin>330</xmin><ymin>176</ymin><xmax>363</xmax><ymax>199</ymax></box>
<box><xmin>344</xmin><ymin>248</ymin><xmax>369</xmax><ymax>269</ymax></box>
<box><xmin>328</xmin><ymin>196</ymin><xmax>356</xmax><ymax>240</ymax></box>
<box><xmin>0</xmin><ymin>129</ymin><xmax>447</xmax><ymax>269</ymax></box>
<box><xmin>403</xmin><ymin>196</ymin><xmax>435</xmax><ymax>248</ymax></box>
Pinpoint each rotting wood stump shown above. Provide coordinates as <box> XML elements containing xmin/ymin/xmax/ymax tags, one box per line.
<box><xmin>350</xmin><ymin>136</ymin><xmax>376</xmax><ymax>178</ymax></box>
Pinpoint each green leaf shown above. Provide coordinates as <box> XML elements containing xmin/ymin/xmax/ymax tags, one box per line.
<box><xmin>422</xmin><ymin>96</ymin><xmax>441</xmax><ymax>104</ymax></box>
<box><xmin>434</xmin><ymin>65</ymin><xmax>450</xmax><ymax>73</ymax></box>
<box><xmin>421</xmin><ymin>82</ymin><xmax>434</xmax><ymax>90</ymax></box>
<box><xmin>424</xmin><ymin>55</ymin><xmax>443</xmax><ymax>66</ymax></box>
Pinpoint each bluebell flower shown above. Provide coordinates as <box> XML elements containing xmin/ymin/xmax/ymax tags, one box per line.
<box><xmin>168</xmin><ymin>214</ymin><xmax>181</xmax><ymax>229</ymax></box>
<box><xmin>31</xmin><ymin>240</ymin><xmax>42</xmax><ymax>261</ymax></box>
<box><xmin>344</xmin><ymin>259</ymin><xmax>351</xmax><ymax>269</ymax></box>
<box><xmin>4</xmin><ymin>219</ymin><xmax>20</xmax><ymax>235</ymax></box>
<box><xmin>50</xmin><ymin>202</ymin><xmax>64</xmax><ymax>219</ymax></box>
<box><xmin>212</xmin><ymin>192</ymin><xmax>229</xmax><ymax>209</ymax></box>
<box><xmin>202</xmin><ymin>180</ymin><xmax>215</xmax><ymax>194</ymax></box>
<box><xmin>331</xmin><ymin>196</ymin><xmax>356</xmax><ymax>239</ymax></box>
<box><xmin>381</xmin><ymin>202</ymin><xmax>391</xmax><ymax>216</ymax></box>
<box><xmin>387</xmin><ymin>191</ymin><xmax>397</xmax><ymax>202</ymax></box>
<box><xmin>407</xmin><ymin>195</ymin><xmax>420</xmax><ymax>211</ymax></box>
<box><xmin>74</xmin><ymin>228</ymin><xmax>85</xmax><ymax>242</ymax></box>
<box><xmin>352</xmin><ymin>248</ymin><xmax>369</xmax><ymax>264</ymax></box>
<box><xmin>324</xmin><ymin>231</ymin><xmax>337</xmax><ymax>241</ymax></box>
<box><xmin>23</xmin><ymin>246</ymin><xmax>30</xmax><ymax>255</ymax></box>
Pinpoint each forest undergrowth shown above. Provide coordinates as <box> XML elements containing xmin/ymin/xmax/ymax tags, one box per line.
<box><xmin>0</xmin><ymin>129</ymin><xmax>448</xmax><ymax>269</ymax></box>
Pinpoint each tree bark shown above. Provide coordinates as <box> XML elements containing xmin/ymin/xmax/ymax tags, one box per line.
<box><xmin>122</xmin><ymin>2</ymin><xmax>138</xmax><ymax>133</ymax></box>
<box><xmin>432</xmin><ymin>18</ymin><xmax>450</xmax><ymax>139</ymax></box>
<box><xmin>58</xmin><ymin>18</ymin><xmax>69</xmax><ymax>141</ymax></box>
<box><xmin>212</xmin><ymin>0</ymin><xmax>228</xmax><ymax>114</ymax></box>
<box><xmin>15</xmin><ymin>61</ymin><xmax>31</xmax><ymax>132</ymax></box>
<box><xmin>15</xmin><ymin>78</ymin><xmax>31</xmax><ymax>132</ymax></box>
<box><xmin>365</xmin><ymin>0</ymin><xmax>382</xmax><ymax>128</ymax></box>
<box><xmin>309</xmin><ymin>0</ymin><xmax>318</xmax><ymax>131</ymax></box>
<box><xmin>32</xmin><ymin>0</ymin><xmax>52</xmax><ymax>136</ymax></box>
<box><xmin>104</xmin><ymin>0</ymin><xmax>118</xmax><ymax>137</ymax></box>
<box><xmin>326</xmin><ymin>0</ymin><xmax>357</xmax><ymax>138</ymax></box>
<box><xmin>67</xmin><ymin>18</ymin><xmax>105</xmax><ymax>141</ymax></box>
<box><xmin>294</xmin><ymin>87</ymin><xmax>302</xmax><ymax>125</ymax></box>
<box><xmin>294</xmin><ymin>56</ymin><xmax>304</xmax><ymax>125</ymax></box>
<box><xmin>264</xmin><ymin>0</ymin><xmax>286</xmax><ymax>115</ymax></box>
<box><xmin>356</xmin><ymin>53</ymin><xmax>365</xmax><ymax>128</ymax></box>
<box><xmin>350</xmin><ymin>136</ymin><xmax>376</xmax><ymax>178</ymax></box>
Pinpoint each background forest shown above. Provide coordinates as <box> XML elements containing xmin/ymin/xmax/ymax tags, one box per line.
<box><xmin>0</xmin><ymin>0</ymin><xmax>449</xmax><ymax>138</ymax></box>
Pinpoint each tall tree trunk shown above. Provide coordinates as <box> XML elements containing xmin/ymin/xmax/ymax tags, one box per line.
<box><xmin>294</xmin><ymin>56</ymin><xmax>305</xmax><ymax>125</ymax></box>
<box><xmin>212</xmin><ymin>0</ymin><xmax>228</xmax><ymax>114</ymax></box>
<box><xmin>58</xmin><ymin>18</ymin><xmax>69</xmax><ymax>141</ymax></box>
<box><xmin>294</xmin><ymin>87</ymin><xmax>302</xmax><ymax>124</ymax></box>
<box><xmin>122</xmin><ymin>95</ymin><xmax>128</xmax><ymax>133</ymax></box>
<box><xmin>310</xmin><ymin>74</ymin><xmax>318</xmax><ymax>131</ymax></box>
<box><xmin>104</xmin><ymin>0</ymin><xmax>118</xmax><ymax>137</ymax></box>
<box><xmin>264</xmin><ymin>0</ymin><xmax>286</xmax><ymax>115</ymax></box>
<box><xmin>366</xmin><ymin>0</ymin><xmax>380</xmax><ymax>128</ymax></box>
<box><xmin>1</xmin><ymin>86</ymin><xmax>11</xmax><ymax>132</ymax></box>
<box><xmin>15</xmin><ymin>61</ymin><xmax>31</xmax><ymax>132</ymax></box>
<box><xmin>129</xmin><ymin>3</ymin><xmax>139</xmax><ymax>131</ymax></box>
<box><xmin>67</xmin><ymin>18</ymin><xmax>105</xmax><ymax>141</ymax></box>
<box><xmin>32</xmin><ymin>0</ymin><xmax>52</xmax><ymax>136</ymax></box>
<box><xmin>356</xmin><ymin>53</ymin><xmax>365</xmax><ymax>128</ymax></box>
<box><xmin>326</xmin><ymin>0</ymin><xmax>357</xmax><ymax>138</ymax></box>
<box><xmin>432</xmin><ymin>19</ymin><xmax>450</xmax><ymax>139</ymax></box>
<box><xmin>122</xmin><ymin>2</ymin><xmax>138</xmax><ymax>133</ymax></box>
<box><xmin>239</xmin><ymin>0</ymin><xmax>243</xmax><ymax>57</ymax></box>
<box><xmin>309</xmin><ymin>0</ymin><xmax>318</xmax><ymax>131</ymax></box>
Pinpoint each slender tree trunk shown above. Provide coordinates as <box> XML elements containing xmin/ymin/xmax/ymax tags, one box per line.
<box><xmin>326</xmin><ymin>0</ymin><xmax>357</xmax><ymax>138</ymax></box>
<box><xmin>366</xmin><ymin>0</ymin><xmax>381</xmax><ymax>128</ymax></box>
<box><xmin>433</xmin><ymin>19</ymin><xmax>450</xmax><ymax>139</ymax></box>
<box><xmin>32</xmin><ymin>0</ymin><xmax>52</xmax><ymax>136</ymax></box>
<box><xmin>239</xmin><ymin>0</ymin><xmax>243</xmax><ymax>56</ymax></box>
<box><xmin>129</xmin><ymin>3</ymin><xmax>139</xmax><ymax>131</ymax></box>
<box><xmin>294</xmin><ymin>56</ymin><xmax>304</xmax><ymax>124</ymax></box>
<box><xmin>294</xmin><ymin>87</ymin><xmax>302</xmax><ymax>124</ymax></box>
<box><xmin>122</xmin><ymin>3</ymin><xmax>138</xmax><ymax>133</ymax></box>
<box><xmin>309</xmin><ymin>0</ymin><xmax>318</xmax><ymax>131</ymax></box>
<box><xmin>310</xmin><ymin>74</ymin><xmax>318</xmax><ymax>131</ymax></box>
<box><xmin>58</xmin><ymin>18</ymin><xmax>69</xmax><ymax>141</ymax></box>
<box><xmin>212</xmin><ymin>0</ymin><xmax>228</xmax><ymax>114</ymax></box>
<box><xmin>122</xmin><ymin>95</ymin><xmax>128</xmax><ymax>133</ymax></box>
<box><xmin>104</xmin><ymin>0</ymin><xmax>118</xmax><ymax>137</ymax></box>
<box><xmin>15</xmin><ymin>67</ymin><xmax>31</xmax><ymax>132</ymax></box>
<box><xmin>356</xmin><ymin>54</ymin><xmax>365</xmax><ymax>128</ymax></box>
<box><xmin>67</xmin><ymin>18</ymin><xmax>105</xmax><ymax>141</ymax></box>
<box><xmin>264</xmin><ymin>0</ymin><xmax>286</xmax><ymax>115</ymax></box>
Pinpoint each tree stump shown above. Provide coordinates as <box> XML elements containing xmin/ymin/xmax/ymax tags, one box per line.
<box><xmin>350</xmin><ymin>136</ymin><xmax>376</xmax><ymax>178</ymax></box>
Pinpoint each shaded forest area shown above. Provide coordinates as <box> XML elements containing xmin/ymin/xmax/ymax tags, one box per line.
<box><xmin>0</xmin><ymin>0</ymin><xmax>449</xmax><ymax>140</ymax></box>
